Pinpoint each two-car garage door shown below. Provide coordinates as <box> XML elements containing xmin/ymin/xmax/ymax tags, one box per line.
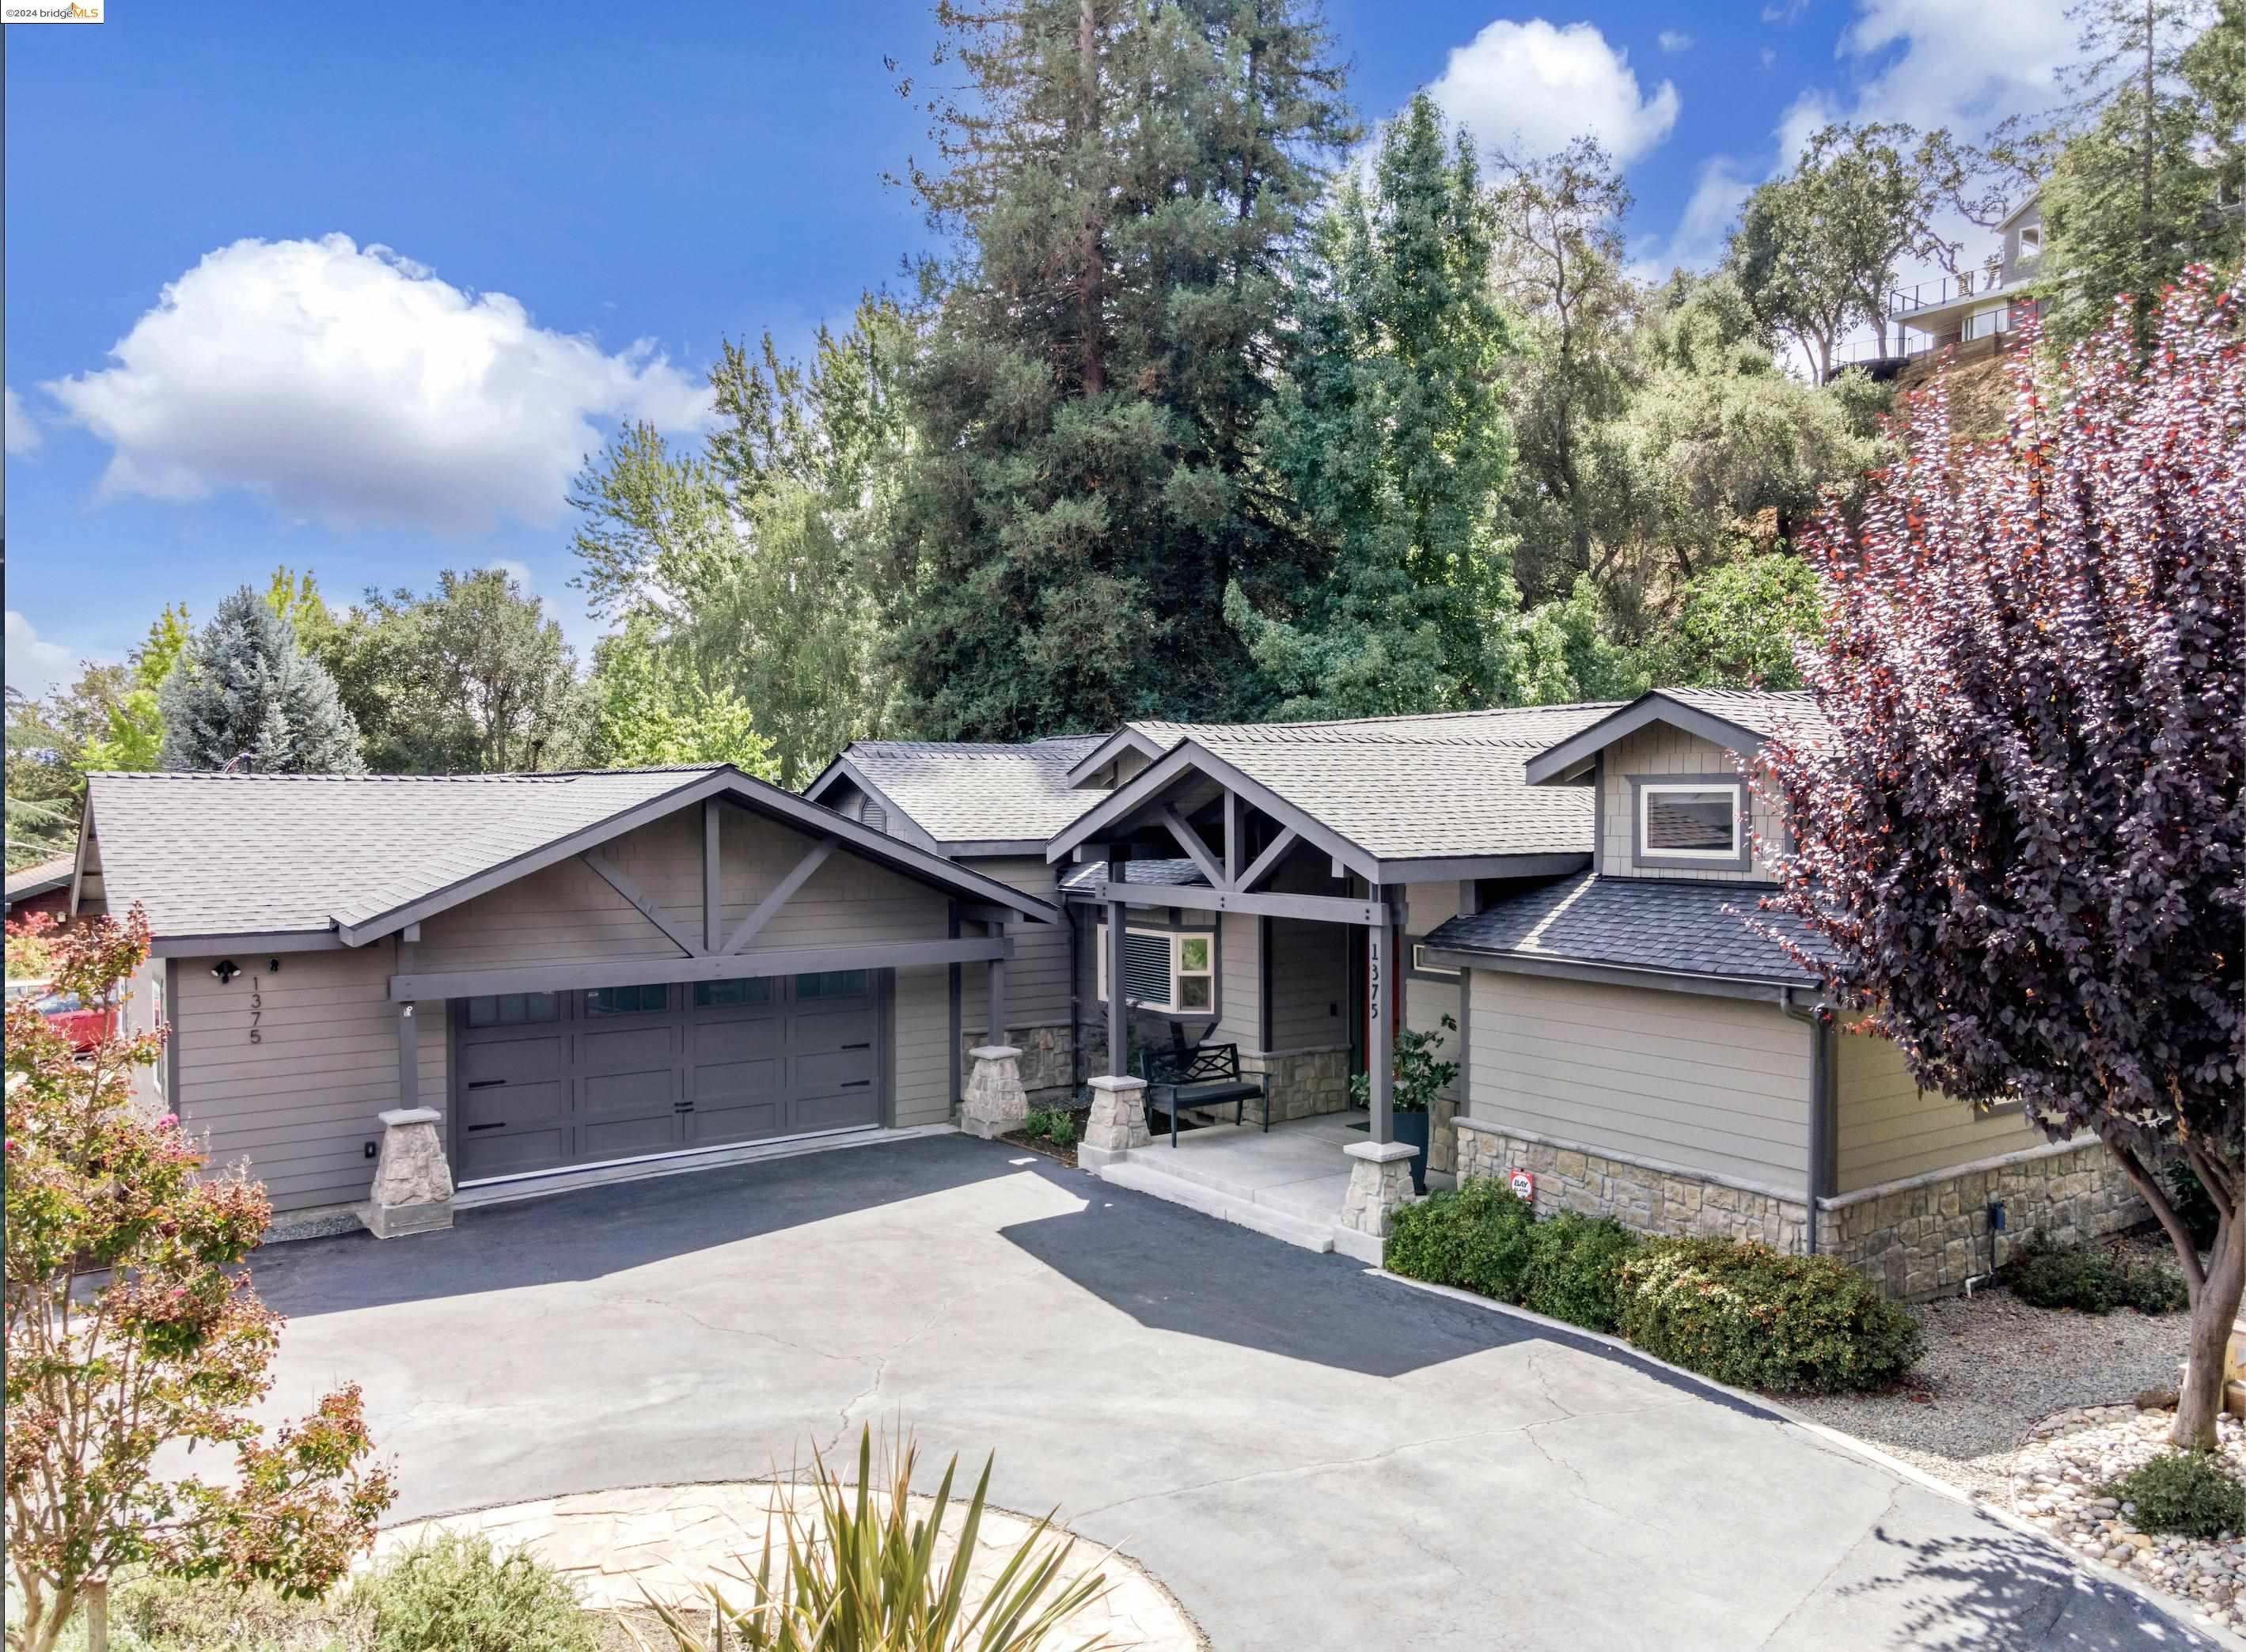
<box><xmin>450</xmin><ymin>970</ymin><xmax>882</xmax><ymax>1182</ymax></box>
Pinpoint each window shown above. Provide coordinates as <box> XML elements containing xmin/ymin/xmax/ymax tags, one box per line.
<box><xmin>1096</xmin><ymin>924</ymin><xmax>1216</xmax><ymax>1017</ymax></box>
<box><xmin>585</xmin><ymin>983</ymin><xmax>668</xmax><ymax>1016</ymax></box>
<box><xmin>795</xmin><ymin>969</ymin><xmax>869</xmax><ymax>999</ymax></box>
<box><xmin>1638</xmin><ymin>782</ymin><xmax>1742</xmax><ymax>861</ymax></box>
<box><xmin>1411</xmin><ymin>943</ymin><xmax>1459</xmax><ymax>979</ymax></box>
<box><xmin>467</xmin><ymin>991</ymin><xmax>560</xmax><ymax>1028</ymax></box>
<box><xmin>2017</xmin><ymin>225</ymin><xmax>2042</xmax><ymax>256</ymax></box>
<box><xmin>695</xmin><ymin>976</ymin><xmax>772</xmax><ymax>1008</ymax></box>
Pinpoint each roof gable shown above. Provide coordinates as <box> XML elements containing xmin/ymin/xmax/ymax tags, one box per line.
<box><xmin>805</xmin><ymin>736</ymin><xmax>1110</xmax><ymax>847</ymax></box>
<box><xmin>1523</xmin><ymin>690</ymin><xmax>1828</xmax><ymax>786</ymax></box>
<box><xmin>86</xmin><ymin>766</ymin><xmax>1058</xmax><ymax>949</ymax></box>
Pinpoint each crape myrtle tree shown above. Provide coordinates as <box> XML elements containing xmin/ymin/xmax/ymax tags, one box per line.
<box><xmin>4</xmin><ymin>909</ymin><xmax>394</xmax><ymax>1652</ymax></box>
<box><xmin>1755</xmin><ymin>273</ymin><xmax>2244</xmax><ymax>1449</ymax></box>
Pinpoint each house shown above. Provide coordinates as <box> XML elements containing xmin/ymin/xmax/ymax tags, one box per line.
<box><xmin>1889</xmin><ymin>192</ymin><xmax>2043</xmax><ymax>362</ymax></box>
<box><xmin>70</xmin><ymin>763</ymin><xmax>1060</xmax><ymax>1228</ymax></box>
<box><xmin>63</xmin><ymin>693</ymin><xmax>2143</xmax><ymax>1295</ymax></box>
<box><xmin>6</xmin><ymin>854</ymin><xmax>78</xmax><ymax>923</ymax></box>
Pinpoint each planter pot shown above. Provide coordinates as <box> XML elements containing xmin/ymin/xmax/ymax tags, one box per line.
<box><xmin>1391</xmin><ymin>1109</ymin><xmax>1430</xmax><ymax>1195</ymax></box>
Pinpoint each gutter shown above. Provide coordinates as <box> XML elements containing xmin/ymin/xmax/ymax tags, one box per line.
<box><xmin>1782</xmin><ymin>987</ymin><xmax>1836</xmax><ymax>1254</ymax></box>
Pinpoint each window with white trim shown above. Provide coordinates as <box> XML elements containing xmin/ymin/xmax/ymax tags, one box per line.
<box><xmin>1411</xmin><ymin>943</ymin><xmax>1459</xmax><ymax>978</ymax></box>
<box><xmin>1638</xmin><ymin>782</ymin><xmax>1741</xmax><ymax>858</ymax></box>
<box><xmin>1096</xmin><ymin>924</ymin><xmax>1216</xmax><ymax>1016</ymax></box>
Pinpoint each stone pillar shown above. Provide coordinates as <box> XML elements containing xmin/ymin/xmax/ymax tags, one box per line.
<box><xmin>1078</xmin><ymin>1074</ymin><xmax>1149</xmax><ymax>1169</ymax></box>
<box><xmin>959</xmin><ymin>1044</ymin><xmax>1029</xmax><ymax>1140</ymax></box>
<box><xmin>359</xmin><ymin>1106</ymin><xmax>454</xmax><ymax>1239</ymax></box>
<box><xmin>1334</xmin><ymin>1139</ymin><xmax>1417</xmax><ymax>1263</ymax></box>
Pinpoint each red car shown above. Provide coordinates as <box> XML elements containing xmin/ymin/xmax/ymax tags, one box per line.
<box><xmin>6</xmin><ymin>979</ymin><xmax>115</xmax><ymax>1053</ymax></box>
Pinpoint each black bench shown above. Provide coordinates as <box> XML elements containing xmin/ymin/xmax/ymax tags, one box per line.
<box><xmin>1137</xmin><ymin>1042</ymin><xmax>1268</xmax><ymax>1147</ymax></box>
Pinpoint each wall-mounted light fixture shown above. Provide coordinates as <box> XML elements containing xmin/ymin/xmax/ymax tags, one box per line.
<box><xmin>265</xmin><ymin>957</ymin><xmax>283</xmax><ymax>974</ymax></box>
<box><xmin>210</xmin><ymin>961</ymin><xmax>241</xmax><ymax>985</ymax></box>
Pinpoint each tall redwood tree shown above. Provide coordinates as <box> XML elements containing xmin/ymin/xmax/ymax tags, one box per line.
<box><xmin>1757</xmin><ymin>272</ymin><xmax>2244</xmax><ymax>1449</ymax></box>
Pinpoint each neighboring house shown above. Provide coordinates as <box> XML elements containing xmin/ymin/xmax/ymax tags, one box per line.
<box><xmin>70</xmin><ymin>764</ymin><xmax>1058</xmax><ymax>1224</ymax></box>
<box><xmin>1890</xmin><ymin>192</ymin><xmax>2043</xmax><ymax>360</ymax></box>
<box><xmin>6</xmin><ymin>855</ymin><xmax>77</xmax><ymax>923</ymax></box>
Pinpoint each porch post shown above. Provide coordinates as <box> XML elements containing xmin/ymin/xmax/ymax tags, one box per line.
<box><xmin>1105</xmin><ymin>896</ymin><xmax>1128</xmax><ymax>1077</ymax></box>
<box><xmin>987</xmin><ymin>922</ymin><xmax>1009</xmax><ymax>1046</ymax></box>
<box><xmin>704</xmin><ymin>800</ymin><xmax>723</xmax><ymax>952</ymax></box>
<box><xmin>1367</xmin><ymin>886</ymin><xmax>1391</xmax><ymax>1143</ymax></box>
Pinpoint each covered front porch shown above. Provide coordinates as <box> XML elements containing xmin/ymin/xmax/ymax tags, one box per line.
<box><xmin>1097</xmin><ymin>1109</ymin><xmax>1372</xmax><ymax>1254</ymax></box>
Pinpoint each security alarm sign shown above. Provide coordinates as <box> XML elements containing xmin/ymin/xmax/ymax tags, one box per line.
<box><xmin>1508</xmin><ymin>1169</ymin><xmax>1535</xmax><ymax>1203</ymax></box>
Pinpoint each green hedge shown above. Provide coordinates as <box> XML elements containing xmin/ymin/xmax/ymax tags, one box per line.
<box><xmin>1614</xmin><ymin>1237</ymin><xmax>1923</xmax><ymax>1394</ymax></box>
<box><xmin>1387</xmin><ymin>1178</ymin><xmax>1924</xmax><ymax>1393</ymax></box>
<box><xmin>2002</xmin><ymin>1235</ymin><xmax>2189</xmax><ymax>1315</ymax></box>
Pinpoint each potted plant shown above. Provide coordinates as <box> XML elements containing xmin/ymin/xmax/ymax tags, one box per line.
<box><xmin>1349</xmin><ymin>1014</ymin><xmax>1458</xmax><ymax>1195</ymax></box>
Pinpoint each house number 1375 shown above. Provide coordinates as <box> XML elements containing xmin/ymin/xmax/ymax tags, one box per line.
<box><xmin>249</xmin><ymin>976</ymin><xmax>263</xmax><ymax>1044</ymax></box>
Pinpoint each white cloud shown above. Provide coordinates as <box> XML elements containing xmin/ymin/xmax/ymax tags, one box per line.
<box><xmin>1427</xmin><ymin>20</ymin><xmax>1681</xmax><ymax>168</ymax></box>
<box><xmin>1656</xmin><ymin>29</ymin><xmax>1694</xmax><ymax>53</ymax></box>
<box><xmin>6</xmin><ymin>612</ymin><xmax>81</xmax><ymax>699</ymax></box>
<box><xmin>44</xmin><ymin>235</ymin><xmax>713</xmax><ymax>536</ymax></box>
<box><xmin>1656</xmin><ymin>156</ymin><xmax>1757</xmax><ymax>274</ymax></box>
<box><xmin>486</xmin><ymin>558</ymin><xmax>536</xmax><ymax>593</ymax></box>
<box><xmin>1827</xmin><ymin>0</ymin><xmax>2073</xmax><ymax>142</ymax></box>
<box><xmin>5</xmin><ymin>386</ymin><xmax>40</xmax><ymax>455</ymax></box>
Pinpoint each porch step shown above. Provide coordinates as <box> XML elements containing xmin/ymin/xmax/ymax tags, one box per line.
<box><xmin>1098</xmin><ymin>1158</ymin><xmax>1337</xmax><ymax>1253</ymax></box>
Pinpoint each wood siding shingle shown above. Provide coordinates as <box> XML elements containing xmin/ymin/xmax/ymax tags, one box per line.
<box><xmin>1597</xmin><ymin>727</ymin><xmax>1785</xmax><ymax>883</ymax></box>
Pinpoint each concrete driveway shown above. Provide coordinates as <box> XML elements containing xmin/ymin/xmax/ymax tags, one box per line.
<box><xmin>257</xmin><ymin>1135</ymin><xmax>2210</xmax><ymax>1651</ymax></box>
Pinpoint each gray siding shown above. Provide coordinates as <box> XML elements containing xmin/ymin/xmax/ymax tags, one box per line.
<box><xmin>959</xmin><ymin>854</ymin><xmax>1070</xmax><ymax>1036</ymax></box>
<box><xmin>1467</xmin><ymin>968</ymin><xmax>1811</xmax><ymax>1193</ymax></box>
<box><xmin>1214</xmin><ymin>910</ymin><xmax>1261</xmax><ymax>1050</ymax></box>
<box><xmin>1266</xmin><ymin>918</ymin><xmax>1349</xmax><ymax>1051</ymax></box>
<box><xmin>893</xmin><ymin>963</ymin><xmax>951</xmax><ymax>1127</ymax></box>
<box><xmin>1835</xmin><ymin>1025</ymin><xmax>2047</xmax><ymax>1192</ymax></box>
<box><xmin>173</xmin><ymin>945</ymin><xmax>444</xmax><ymax>1212</ymax></box>
<box><xmin>1597</xmin><ymin>726</ymin><xmax>1784</xmax><ymax>883</ymax></box>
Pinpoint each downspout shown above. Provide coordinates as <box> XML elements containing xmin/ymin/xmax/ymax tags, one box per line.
<box><xmin>1068</xmin><ymin>904</ymin><xmax>1083</xmax><ymax>1095</ymax></box>
<box><xmin>1783</xmin><ymin>989</ymin><xmax>1835</xmax><ymax>1255</ymax></box>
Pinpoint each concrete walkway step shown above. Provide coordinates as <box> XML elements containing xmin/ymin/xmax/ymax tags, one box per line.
<box><xmin>1098</xmin><ymin>1158</ymin><xmax>1337</xmax><ymax>1253</ymax></box>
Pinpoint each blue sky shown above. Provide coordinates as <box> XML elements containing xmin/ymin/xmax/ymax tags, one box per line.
<box><xmin>2</xmin><ymin>0</ymin><xmax>2072</xmax><ymax>696</ymax></box>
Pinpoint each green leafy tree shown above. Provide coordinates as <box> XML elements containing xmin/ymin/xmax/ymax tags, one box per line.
<box><xmin>1231</xmin><ymin>94</ymin><xmax>1519</xmax><ymax>718</ymax></box>
<box><xmin>1637</xmin><ymin>551</ymin><xmax>1825</xmax><ymax>689</ymax></box>
<box><xmin>572</xmin><ymin>297</ymin><xmax>909</xmax><ymax>786</ymax></box>
<box><xmin>588</xmin><ymin>617</ymin><xmax>780</xmax><ymax>777</ymax></box>
<box><xmin>2037</xmin><ymin>0</ymin><xmax>2246</xmax><ymax>348</ymax></box>
<box><xmin>312</xmin><ymin>571</ymin><xmax>586</xmax><ymax>774</ymax></box>
<box><xmin>4</xmin><ymin>690</ymin><xmax>80</xmax><ymax>870</ymax></box>
<box><xmin>158</xmin><ymin>587</ymin><xmax>365</xmax><ymax>773</ymax></box>
<box><xmin>3</xmin><ymin>909</ymin><xmax>395</xmax><ymax>1652</ymax></box>
<box><xmin>1489</xmin><ymin>138</ymin><xmax>1643</xmax><ymax>613</ymax></box>
<box><xmin>78</xmin><ymin>605</ymin><xmax>192</xmax><ymax>774</ymax></box>
<box><xmin>881</xmin><ymin>0</ymin><xmax>1355</xmax><ymax>737</ymax></box>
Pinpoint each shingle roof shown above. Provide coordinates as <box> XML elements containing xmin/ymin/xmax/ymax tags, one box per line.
<box><xmin>1069</xmin><ymin>704</ymin><xmax>1623</xmax><ymax>863</ymax></box>
<box><xmin>6</xmin><ymin>855</ymin><xmax>76</xmax><ymax>903</ymax></box>
<box><xmin>87</xmin><ymin>767</ymin><xmax>723</xmax><ymax>939</ymax></box>
<box><xmin>1424</xmin><ymin>872</ymin><xmax>1828</xmax><ymax>983</ymax></box>
<box><xmin>832</xmin><ymin>736</ymin><xmax>1110</xmax><ymax>843</ymax></box>
<box><xmin>1657</xmin><ymin>688</ymin><xmax>1830</xmax><ymax>743</ymax></box>
<box><xmin>1057</xmin><ymin>858</ymin><xmax>1206</xmax><ymax>890</ymax></box>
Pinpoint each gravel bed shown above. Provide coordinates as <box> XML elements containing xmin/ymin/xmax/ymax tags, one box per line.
<box><xmin>1789</xmin><ymin>1276</ymin><xmax>2189</xmax><ymax>1503</ymax></box>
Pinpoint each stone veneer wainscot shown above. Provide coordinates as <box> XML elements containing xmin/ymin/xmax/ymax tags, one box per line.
<box><xmin>1455</xmin><ymin>1119</ymin><xmax>2146</xmax><ymax>1301</ymax></box>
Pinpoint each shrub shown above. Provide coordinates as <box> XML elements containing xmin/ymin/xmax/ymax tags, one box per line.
<box><xmin>1383</xmin><ymin>1176</ymin><xmax>1539</xmax><ymax>1302</ymax></box>
<box><xmin>350</xmin><ymin>1532</ymin><xmax>597</xmax><ymax>1652</ymax></box>
<box><xmin>650</xmin><ymin>1427</ymin><xmax>1110</xmax><ymax>1650</ymax></box>
<box><xmin>59</xmin><ymin>1572</ymin><xmax>350</xmax><ymax>1652</ymax></box>
<box><xmin>1519</xmin><ymin>1212</ymin><xmax>1641</xmax><ymax>1332</ymax></box>
<box><xmin>2106</xmin><ymin>1451</ymin><xmax>2246</xmax><ymax>1539</ymax></box>
<box><xmin>1614</xmin><ymin>1237</ymin><xmax>1924</xmax><ymax>1394</ymax></box>
<box><xmin>2003</xmin><ymin>1236</ymin><xmax>2189</xmax><ymax>1316</ymax></box>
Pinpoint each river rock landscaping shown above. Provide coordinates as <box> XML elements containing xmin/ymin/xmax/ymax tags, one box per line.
<box><xmin>2009</xmin><ymin>1404</ymin><xmax>2246</xmax><ymax>1639</ymax></box>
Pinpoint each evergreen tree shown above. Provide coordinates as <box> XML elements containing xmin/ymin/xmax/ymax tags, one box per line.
<box><xmin>2038</xmin><ymin>0</ymin><xmax>2245</xmax><ymax>348</ymax></box>
<box><xmin>882</xmin><ymin>0</ymin><xmax>1355</xmax><ymax>737</ymax></box>
<box><xmin>158</xmin><ymin>587</ymin><xmax>364</xmax><ymax>774</ymax></box>
<box><xmin>1230</xmin><ymin>93</ymin><xmax>1516</xmax><ymax>718</ymax></box>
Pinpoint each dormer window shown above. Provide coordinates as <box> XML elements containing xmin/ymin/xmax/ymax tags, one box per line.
<box><xmin>1630</xmin><ymin>776</ymin><xmax>1752</xmax><ymax>871</ymax></box>
<box><xmin>2017</xmin><ymin>225</ymin><xmax>2041</xmax><ymax>257</ymax></box>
